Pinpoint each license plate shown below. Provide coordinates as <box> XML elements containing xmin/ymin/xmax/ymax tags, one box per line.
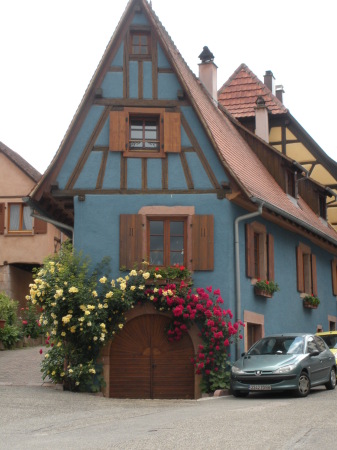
<box><xmin>249</xmin><ymin>385</ymin><xmax>271</xmax><ymax>391</ymax></box>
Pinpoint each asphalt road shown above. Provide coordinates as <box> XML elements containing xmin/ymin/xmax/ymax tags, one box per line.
<box><xmin>1</xmin><ymin>347</ymin><xmax>337</xmax><ymax>449</ymax></box>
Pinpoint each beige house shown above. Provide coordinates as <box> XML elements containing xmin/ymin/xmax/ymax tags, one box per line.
<box><xmin>0</xmin><ymin>141</ymin><xmax>63</xmax><ymax>309</ymax></box>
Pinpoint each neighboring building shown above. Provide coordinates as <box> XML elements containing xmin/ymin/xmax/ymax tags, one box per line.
<box><xmin>218</xmin><ymin>64</ymin><xmax>337</xmax><ymax>231</ymax></box>
<box><xmin>27</xmin><ymin>0</ymin><xmax>337</xmax><ymax>398</ymax></box>
<box><xmin>0</xmin><ymin>141</ymin><xmax>63</xmax><ymax>309</ymax></box>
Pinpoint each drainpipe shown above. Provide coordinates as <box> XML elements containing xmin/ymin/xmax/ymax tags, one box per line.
<box><xmin>31</xmin><ymin>213</ymin><xmax>74</xmax><ymax>241</ymax></box>
<box><xmin>234</xmin><ymin>200</ymin><xmax>263</xmax><ymax>359</ymax></box>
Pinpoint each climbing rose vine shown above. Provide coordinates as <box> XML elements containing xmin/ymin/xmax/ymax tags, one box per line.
<box><xmin>27</xmin><ymin>243</ymin><xmax>243</xmax><ymax>393</ymax></box>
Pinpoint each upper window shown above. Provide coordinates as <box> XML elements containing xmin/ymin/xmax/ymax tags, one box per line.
<box><xmin>109</xmin><ymin>108</ymin><xmax>181</xmax><ymax>157</ymax></box>
<box><xmin>296</xmin><ymin>243</ymin><xmax>317</xmax><ymax>296</ymax></box>
<box><xmin>246</xmin><ymin>222</ymin><xmax>274</xmax><ymax>281</ymax></box>
<box><xmin>286</xmin><ymin>169</ymin><xmax>297</xmax><ymax>197</ymax></box>
<box><xmin>319</xmin><ymin>193</ymin><xmax>327</xmax><ymax>220</ymax></box>
<box><xmin>129</xmin><ymin>116</ymin><xmax>160</xmax><ymax>153</ymax></box>
<box><xmin>8</xmin><ymin>204</ymin><xmax>32</xmax><ymax>232</ymax></box>
<box><xmin>130</xmin><ymin>32</ymin><xmax>151</xmax><ymax>56</ymax></box>
<box><xmin>148</xmin><ymin>217</ymin><xmax>186</xmax><ymax>267</ymax></box>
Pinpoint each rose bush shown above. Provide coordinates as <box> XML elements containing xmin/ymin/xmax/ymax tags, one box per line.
<box><xmin>28</xmin><ymin>243</ymin><xmax>243</xmax><ymax>393</ymax></box>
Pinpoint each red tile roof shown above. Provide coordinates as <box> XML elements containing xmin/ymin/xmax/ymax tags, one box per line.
<box><xmin>218</xmin><ymin>64</ymin><xmax>287</xmax><ymax>118</ymax></box>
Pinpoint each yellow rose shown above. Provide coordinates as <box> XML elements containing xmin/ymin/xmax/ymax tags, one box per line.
<box><xmin>99</xmin><ymin>276</ymin><xmax>107</xmax><ymax>284</ymax></box>
<box><xmin>142</xmin><ymin>272</ymin><xmax>150</xmax><ymax>280</ymax></box>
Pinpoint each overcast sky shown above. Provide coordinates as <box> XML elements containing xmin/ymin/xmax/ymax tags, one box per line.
<box><xmin>1</xmin><ymin>0</ymin><xmax>336</xmax><ymax>174</ymax></box>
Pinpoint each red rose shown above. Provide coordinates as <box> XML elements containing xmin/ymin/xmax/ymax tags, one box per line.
<box><xmin>22</xmin><ymin>320</ymin><xmax>28</xmax><ymax>325</ymax></box>
<box><xmin>39</xmin><ymin>349</ymin><xmax>43</xmax><ymax>354</ymax></box>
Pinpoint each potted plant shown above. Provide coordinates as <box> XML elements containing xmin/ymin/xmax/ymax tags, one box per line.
<box><xmin>303</xmin><ymin>294</ymin><xmax>320</xmax><ymax>309</ymax></box>
<box><xmin>254</xmin><ymin>279</ymin><xmax>280</xmax><ymax>298</ymax></box>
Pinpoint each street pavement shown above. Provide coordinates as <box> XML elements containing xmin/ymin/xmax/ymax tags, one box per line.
<box><xmin>1</xmin><ymin>346</ymin><xmax>337</xmax><ymax>450</ymax></box>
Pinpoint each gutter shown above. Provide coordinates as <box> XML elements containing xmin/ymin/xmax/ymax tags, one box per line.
<box><xmin>31</xmin><ymin>212</ymin><xmax>74</xmax><ymax>238</ymax></box>
<box><xmin>234</xmin><ymin>201</ymin><xmax>263</xmax><ymax>360</ymax></box>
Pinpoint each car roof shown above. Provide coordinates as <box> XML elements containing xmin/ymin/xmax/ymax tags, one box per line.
<box><xmin>262</xmin><ymin>333</ymin><xmax>312</xmax><ymax>338</ymax></box>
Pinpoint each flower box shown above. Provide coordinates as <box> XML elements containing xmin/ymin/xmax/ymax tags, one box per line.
<box><xmin>303</xmin><ymin>301</ymin><xmax>318</xmax><ymax>309</ymax></box>
<box><xmin>254</xmin><ymin>287</ymin><xmax>273</xmax><ymax>298</ymax></box>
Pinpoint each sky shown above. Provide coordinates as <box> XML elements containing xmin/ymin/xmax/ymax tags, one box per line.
<box><xmin>0</xmin><ymin>0</ymin><xmax>336</xmax><ymax>174</ymax></box>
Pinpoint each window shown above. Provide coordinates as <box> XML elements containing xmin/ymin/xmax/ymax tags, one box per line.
<box><xmin>319</xmin><ymin>193</ymin><xmax>327</xmax><ymax>219</ymax></box>
<box><xmin>296</xmin><ymin>243</ymin><xmax>317</xmax><ymax>296</ymax></box>
<box><xmin>148</xmin><ymin>218</ymin><xmax>186</xmax><ymax>266</ymax></box>
<box><xmin>331</xmin><ymin>258</ymin><xmax>337</xmax><ymax>296</ymax></box>
<box><xmin>246</xmin><ymin>222</ymin><xmax>274</xmax><ymax>281</ymax></box>
<box><xmin>286</xmin><ymin>169</ymin><xmax>297</xmax><ymax>197</ymax></box>
<box><xmin>109</xmin><ymin>108</ymin><xmax>181</xmax><ymax>157</ymax></box>
<box><xmin>8</xmin><ymin>204</ymin><xmax>32</xmax><ymax>232</ymax></box>
<box><xmin>119</xmin><ymin>212</ymin><xmax>213</xmax><ymax>271</ymax></box>
<box><xmin>129</xmin><ymin>116</ymin><xmax>160</xmax><ymax>152</ymax></box>
<box><xmin>130</xmin><ymin>32</ymin><xmax>150</xmax><ymax>55</ymax></box>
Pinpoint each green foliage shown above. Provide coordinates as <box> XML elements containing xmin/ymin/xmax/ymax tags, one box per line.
<box><xmin>303</xmin><ymin>294</ymin><xmax>320</xmax><ymax>306</ymax></box>
<box><xmin>254</xmin><ymin>279</ymin><xmax>280</xmax><ymax>295</ymax></box>
<box><xmin>0</xmin><ymin>324</ymin><xmax>21</xmax><ymax>349</ymax></box>
<box><xmin>28</xmin><ymin>243</ymin><xmax>243</xmax><ymax>393</ymax></box>
<box><xmin>0</xmin><ymin>292</ymin><xmax>22</xmax><ymax>348</ymax></box>
<box><xmin>0</xmin><ymin>291</ymin><xmax>18</xmax><ymax>324</ymax></box>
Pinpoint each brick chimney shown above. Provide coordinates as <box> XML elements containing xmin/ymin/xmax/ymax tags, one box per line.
<box><xmin>264</xmin><ymin>70</ymin><xmax>275</xmax><ymax>94</ymax></box>
<box><xmin>255</xmin><ymin>96</ymin><xmax>269</xmax><ymax>143</ymax></box>
<box><xmin>198</xmin><ymin>46</ymin><xmax>217</xmax><ymax>102</ymax></box>
<box><xmin>275</xmin><ymin>85</ymin><xmax>285</xmax><ymax>103</ymax></box>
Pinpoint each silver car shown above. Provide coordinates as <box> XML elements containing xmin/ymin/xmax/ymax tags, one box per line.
<box><xmin>230</xmin><ymin>333</ymin><xmax>336</xmax><ymax>397</ymax></box>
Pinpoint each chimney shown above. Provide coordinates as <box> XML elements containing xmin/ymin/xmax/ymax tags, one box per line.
<box><xmin>198</xmin><ymin>46</ymin><xmax>218</xmax><ymax>102</ymax></box>
<box><xmin>255</xmin><ymin>96</ymin><xmax>269</xmax><ymax>143</ymax></box>
<box><xmin>275</xmin><ymin>85</ymin><xmax>285</xmax><ymax>103</ymax></box>
<box><xmin>264</xmin><ymin>70</ymin><xmax>275</xmax><ymax>94</ymax></box>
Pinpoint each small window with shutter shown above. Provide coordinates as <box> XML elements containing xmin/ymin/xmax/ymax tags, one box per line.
<box><xmin>246</xmin><ymin>222</ymin><xmax>274</xmax><ymax>281</ymax></box>
<box><xmin>110</xmin><ymin>108</ymin><xmax>181</xmax><ymax>157</ymax></box>
<box><xmin>296</xmin><ymin>243</ymin><xmax>317</xmax><ymax>296</ymax></box>
<box><xmin>8</xmin><ymin>203</ymin><xmax>33</xmax><ymax>233</ymax></box>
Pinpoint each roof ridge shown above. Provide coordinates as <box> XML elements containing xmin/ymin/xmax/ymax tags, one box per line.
<box><xmin>0</xmin><ymin>141</ymin><xmax>41</xmax><ymax>182</ymax></box>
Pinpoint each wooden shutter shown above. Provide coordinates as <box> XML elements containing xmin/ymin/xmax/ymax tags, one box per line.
<box><xmin>34</xmin><ymin>217</ymin><xmax>47</xmax><ymax>234</ymax></box>
<box><xmin>245</xmin><ymin>223</ymin><xmax>255</xmax><ymax>278</ymax></box>
<box><xmin>267</xmin><ymin>233</ymin><xmax>274</xmax><ymax>281</ymax></box>
<box><xmin>119</xmin><ymin>214</ymin><xmax>143</xmax><ymax>269</ymax></box>
<box><xmin>192</xmin><ymin>215</ymin><xmax>214</xmax><ymax>270</ymax></box>
<box><xmin>109</xmin><ymin>110</ymin><xmax>127</xmax><ymax>151</ymax></box>
<box><xmin>311</xmin><ymin>254</ymin><xmax>317</xmax><ymax>296</ymax></box>
<box><xmin>296</xmin><ymin>246</ymin><xmax>304</xmax><ymax>293</ymax></box>
<box><xmin>0</xmin><ymin>203</ymin><xmax>5</xmax><ymax>235</ymax></box>
<box><xmin>164</xmin><ymin>112</ymin><xmax>181</xmax><ymax>153</ymax></box>
<box><xmin>331</xmin><ymin>259</ymin><xmax>337</xmax><ymax>296</ymax></box>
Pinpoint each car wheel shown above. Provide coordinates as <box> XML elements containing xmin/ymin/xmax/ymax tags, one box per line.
<box><xmin>232</xmin><ymin>390</ymin><xmax>249</xmax><ymax>398</ymax></box>
<box><xmin>325</xmin><ymin>368</ymin><xmax>336</xmax><ymax>390</ymax></box>
<box><xmin>296</xmin><ymin>372</ymin><xmax>310</xmax><ymax>397</ymax></box>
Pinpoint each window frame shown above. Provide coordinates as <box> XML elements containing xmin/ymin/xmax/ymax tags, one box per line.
<box><xmin>129</xmin><ymin>114</ymin><xmax>161</xmax><ymax>154</ymax></box>
<box><xmin>129</xmin><ymin>30</ymin><xmax>152</xmax><ymax>59</ymax></box>
<box><xmin>296</xmin><ymin>243</ymin><xmax>317</xmax><ymax>296</ymax></box>
<box><xmin>246</xmin><ymin>221</ymin><xmax>274</xmax><ymax>281</ymax></box>
<box><xmin>7</xmin><ymin>203</ymin><xmax>33</xmax><ymax>234</ymax></box>
<box><xmin>147</xmin><ymin>216</ymin><xmax>187</xmax><ymax>268</ymax></box>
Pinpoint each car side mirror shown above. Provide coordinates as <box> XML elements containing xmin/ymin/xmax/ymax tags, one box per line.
<box><xmin>309</xmin><ymin>350</ymin><xmax>320</xmax><ymax>356</ymax></box>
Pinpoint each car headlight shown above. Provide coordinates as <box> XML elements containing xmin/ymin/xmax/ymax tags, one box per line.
<box><xmin>231</xmin><ymin>366</ymin><xmax>244</xmax><ymax>374</ymax></box>
<box><xmin>274</xmin><ymin>364</ymin><xmax>296</xmax><ymax>374</ymax></box>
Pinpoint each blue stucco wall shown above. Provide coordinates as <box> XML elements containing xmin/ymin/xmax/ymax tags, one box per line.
<box><xmin>56</xmin><ymin>9</ymin><xmax>337</xmax><ymax>359</ymax></box>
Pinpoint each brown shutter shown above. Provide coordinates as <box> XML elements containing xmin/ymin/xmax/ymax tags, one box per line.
<box><xmin>109</xmin><ymin>110</ymin><xmax>127</xmax><ymax>151</ymax></box>
<box><xmin>34</xmin><ymin>217</ymin><xmax>47</xmax><ymax>234</ymax></box>
<box><xmin>245</xmin><ymin>223</ymin><xmax>255</xmax><ymax>278</ymax></box>
<box><xmin>311</xmin><ymin>254</ymin><xmax>317</xmax><ymax>296</ymax></box>
<box><xmin>119</xmin><ymin>214</ymin><xmax>143</xmax><ymax>269</ymax></box>
<box><xmin>332</xmin><ymin>259</ymin><xmax>337</xmax><ymax>296</ymax></box>
<box><xmin>164</xmin><ymin>112</ymin><xmax>181</xmax><ymax>153</ymax></box>
<box><xmin>296</xmin><ymin>246</ymin><xmax>304</xmax><ymax>293</ymax></box>
<box><xmin>192</xmin><ymin>215</ymin><xmax>214</xmax><ymax>270</ymax></box>
<box><xmin>0</xmin><ymin>203</ymin><xmax>5</xmax><ymax>235</ymax></box>
<box><xmin>267</xmin><ymin>233</ymin><xmax>274</xmax><ymax>281</ymax></box>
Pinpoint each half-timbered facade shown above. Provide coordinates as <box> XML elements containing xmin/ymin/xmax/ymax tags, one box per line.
<box><xmin>27</xmin><ymin>0</ymin><xmax>337</xmax><ymax>398</ymax></box>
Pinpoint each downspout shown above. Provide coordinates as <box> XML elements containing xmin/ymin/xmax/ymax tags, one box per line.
<box><xmin>31</xmin><ymin>213</ymin><xmax>74</xmax><ymax>241</ymax></box>
<box><xmin>234</xmin><ymin>200</ymin><xmax>263</xmax><ymax>359</ymax></box>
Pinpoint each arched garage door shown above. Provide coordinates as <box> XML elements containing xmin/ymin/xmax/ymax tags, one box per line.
<box><xmin>109</xmin><ymin>314</ymin><xmax>195</xmax><ymax>399</ymax></box>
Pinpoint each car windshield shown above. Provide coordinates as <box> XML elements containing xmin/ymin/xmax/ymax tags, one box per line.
<box><xmin>319</xmin><ymin>335</ymin><xmax>337</xmax><ymax>349</ymax></box>
<box><xmin>247</xmin><ymin>336</ymin><xmax>305</xmax><ymax>355</ymax></box>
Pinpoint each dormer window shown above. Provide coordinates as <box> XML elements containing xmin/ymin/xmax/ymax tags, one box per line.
<box><xmin>286</xmin><ymin>169</ymin><xmax>297</xmax><ymax>198</ymax></box>
<box><xmin>319</xmin><ymin>193</ymin><xmax>327</xmax><ymax>220</ymax></box>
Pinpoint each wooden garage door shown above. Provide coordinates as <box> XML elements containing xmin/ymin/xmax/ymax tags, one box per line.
<box><xmin>109</xmin><ymin>314</ymin><xmax>195</xmax><ymax>399</ymax></box>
